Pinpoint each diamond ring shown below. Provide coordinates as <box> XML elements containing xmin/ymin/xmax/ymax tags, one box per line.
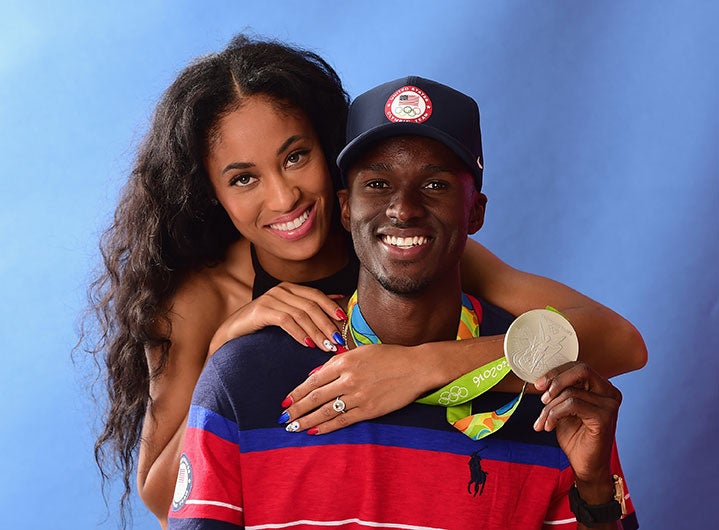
<box><xmin>332</xmin><ymin>397</ymin><xmax>347</xmax><ymax>414</ymax></box>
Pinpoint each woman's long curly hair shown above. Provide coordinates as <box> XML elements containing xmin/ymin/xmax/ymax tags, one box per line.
<box><xmin>81</xmin><ymin>34</ymin><xmax>349</xmax><ymax>525</ymax></box>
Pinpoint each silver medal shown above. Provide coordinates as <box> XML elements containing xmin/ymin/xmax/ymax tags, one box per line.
<box><xmin>503</xmin><ymin>309</ymin><xmax>579</xmax><ymax>383</ymax></box>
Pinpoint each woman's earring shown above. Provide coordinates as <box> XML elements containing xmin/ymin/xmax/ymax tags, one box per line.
<box><xmin>210</xmin><ymin>198</ymin><xmax>219</xmax><ymax>206</ymax></box>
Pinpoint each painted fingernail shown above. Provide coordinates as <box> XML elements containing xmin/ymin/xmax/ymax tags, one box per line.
<box><xmin>332</xmin><ymin>331</ymin><xmax>345</xmax><ymax>346</ymax></box>
<box><xmin>286</xmin><ymin>421</ymin><xmax>300</xmax><ymax>432</ymax></box>
<box><xmin>277</xmin><ymin>411</ymin><xmax>290</xmax><ymax>424</ymax></box>
<box><xmin>323</xmin><ymin>339</ymin><xmax>337</xmax><ymax>352</ymax></box>
<box><xmin>307</xmin><ymin>427</ymin><xmax>319</xmax><ymax>435</ymax></box>
<box><xmin>304</xmin><ymin>337</ymin><xmax>317</xmax><ymax>348</ymax></box>
<box><xmin>335</xmin><ymin>308</ymin><xmax>348</xmax><ymax>321</ymax></box>
<box><xmin>281</xmin><ymin>396</ymin><xmax>293</xmax><ymax>409</ymax></box>
<box><xmin>308</xmin><ymin>365</ymin><xmax>323</xmax><ymax>376</ymax></box>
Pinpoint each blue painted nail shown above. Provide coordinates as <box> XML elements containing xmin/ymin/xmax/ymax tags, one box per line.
<box><xmin>277</xmin><ymin>411</ymin><xmax>290</xmax><ymax>424</ymax></box>
<box><xmin>332</xmin><ymin>331</ymin><xmax>345</xmax><ymax>346</ymax></box>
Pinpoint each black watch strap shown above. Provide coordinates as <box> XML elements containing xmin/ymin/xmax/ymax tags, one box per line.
<box><xmin>568</xmin><ymin>477</ymin><xmax>625</xmax><ymax>528</ymax></box>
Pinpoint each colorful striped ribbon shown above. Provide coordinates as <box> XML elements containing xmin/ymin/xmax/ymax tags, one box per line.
<box><xmin>346</xmin><ymin>291</ymin><xmax>526</xmax><ymax>441</ymax></box>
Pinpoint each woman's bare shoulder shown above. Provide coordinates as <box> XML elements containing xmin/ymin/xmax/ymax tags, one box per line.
<box><xmin>161</xmin><ymin>239</ymin><xmax>254</xmax><ymax>352</ymax></box>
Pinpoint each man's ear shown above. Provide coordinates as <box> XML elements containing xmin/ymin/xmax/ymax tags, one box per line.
<box><xmin>468</xmin><ymin>192</ymin><xmax>487</xmax><ymax>235</ymax></box>
<box><xmin>337</xmin><ymin>189</ymin><xmax>351</xmax><ymax>232</ymax></box>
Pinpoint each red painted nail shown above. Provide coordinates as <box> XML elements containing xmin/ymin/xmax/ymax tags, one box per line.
<box><xmin>307</xmin><ymin>427</ymin><xmax>319</xmax><ymax>435</ymax></box>
<box><xmin>281</xmin><ymin>396</ymin><xmax>293</xmax><ymax>409</ymax></box>
<box><xmin>308</xmin><ymin>365</ymin><xmax>323</xmax><ymax>376</ymax></box>
<box><xmin>335</xmin><ymin>308</ymin><xmax>348</xmax><ymax>321</ymax></box>
<box><xmin>304</xmin><ymin>337</ymin><xmax>316</xmax><ymax>348</ymax></box>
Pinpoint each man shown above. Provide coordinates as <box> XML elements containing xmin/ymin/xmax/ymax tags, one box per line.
<box><xmin>168</xmin><ymin>76</ymin><xmax>637</xmax><ymax>529</ymax></box>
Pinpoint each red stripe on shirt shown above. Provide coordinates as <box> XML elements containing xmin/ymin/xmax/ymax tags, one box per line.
<box><xmin>170</xmin><ymin>426</ymin><xmax>244</xmax><ymax>525</ymax></box>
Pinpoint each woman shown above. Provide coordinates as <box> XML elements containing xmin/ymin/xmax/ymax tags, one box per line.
<box><xmin>84</xmin><ymin>34</ymin><xmax>646</xmax><ymax>527</ymax></box>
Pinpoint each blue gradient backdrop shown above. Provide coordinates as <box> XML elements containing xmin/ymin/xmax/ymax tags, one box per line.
<box><xmin>1</xmin><ymin>1</ymin><xmax>716</xmax><ymax>528</ymax></box>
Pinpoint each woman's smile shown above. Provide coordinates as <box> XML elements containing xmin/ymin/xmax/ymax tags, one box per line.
<box><xmin>266</xmin><ymin>204</ymin><xmax>316</xmax><ymax>240</ymax></box>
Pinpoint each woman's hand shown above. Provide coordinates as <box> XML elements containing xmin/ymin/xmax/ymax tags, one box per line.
<box><xmin>279</xmin><ymin>343</ymin><xmax>437</xmax><ymax>434</ymax></box>
<box><xmin>279</xmin><ymin>336</ymin><xmax>513</xmax><ymax>434</ymax></box>
<box><xmin>209</xmin><ymin>283</ymin><xmax>347</xmax><ymax>354</ymax></box>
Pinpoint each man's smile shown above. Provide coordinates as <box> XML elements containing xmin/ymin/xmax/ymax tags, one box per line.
<box><xmin>380</xmin><ymin>234</ymin><xmax>430</xmax><ymax>249</ymax></box>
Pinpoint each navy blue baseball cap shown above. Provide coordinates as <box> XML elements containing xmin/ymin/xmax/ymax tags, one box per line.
<box><xmin>337</xmin><ymin>75</ymin><xmax>484</xmax><ymax>190</ymax></box>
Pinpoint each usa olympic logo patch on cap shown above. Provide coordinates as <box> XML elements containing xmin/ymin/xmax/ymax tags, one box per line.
<box><xmin>385</xmin><ymin>85</ymin><xmax>433</xmax><ymax>123</ymax></box>
<box><xmin>171</xmin><ymin>453</ymin><xmax>193</xmax><ymax>511</ymax></box>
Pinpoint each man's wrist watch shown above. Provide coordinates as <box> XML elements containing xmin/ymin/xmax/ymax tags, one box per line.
<box><xmin>568</xmin><ymin>474</ymin><xmax>627</xmax><ymax>528</ymax></box>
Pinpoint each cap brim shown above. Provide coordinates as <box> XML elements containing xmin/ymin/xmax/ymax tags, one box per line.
<box><xmin>337</xmin><ymin>122</ymin><xmax>483</xmax><ymax>190</ymax></box>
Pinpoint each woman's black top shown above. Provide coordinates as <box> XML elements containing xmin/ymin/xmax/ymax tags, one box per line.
<box><xmin>250</xmin><ymin>244</ymin><xmax>359</xmax><ymax>300</ymax></box>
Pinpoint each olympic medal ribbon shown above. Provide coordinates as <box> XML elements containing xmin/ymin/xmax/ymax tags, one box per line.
<box><xmin>346</xmin><ymin>291</ymin><xmax>525</xmax><ymax>441</ymax></box>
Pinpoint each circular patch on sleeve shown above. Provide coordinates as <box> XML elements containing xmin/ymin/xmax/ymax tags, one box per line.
<box><xmin>384</xmin><ymin>85</ymin><xmax>433</xmax><ymax>123</ymax></box>
<box><xmin>171</xmin><ymin>453</ymin><xmax>193</xmax><ymax>512</ymax></box>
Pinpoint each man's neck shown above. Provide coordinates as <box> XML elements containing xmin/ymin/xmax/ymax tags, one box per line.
<box><xmin>354</xmin><ymin>274</ymin><xmax>464</xmax><ymax>346</ymax></box>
